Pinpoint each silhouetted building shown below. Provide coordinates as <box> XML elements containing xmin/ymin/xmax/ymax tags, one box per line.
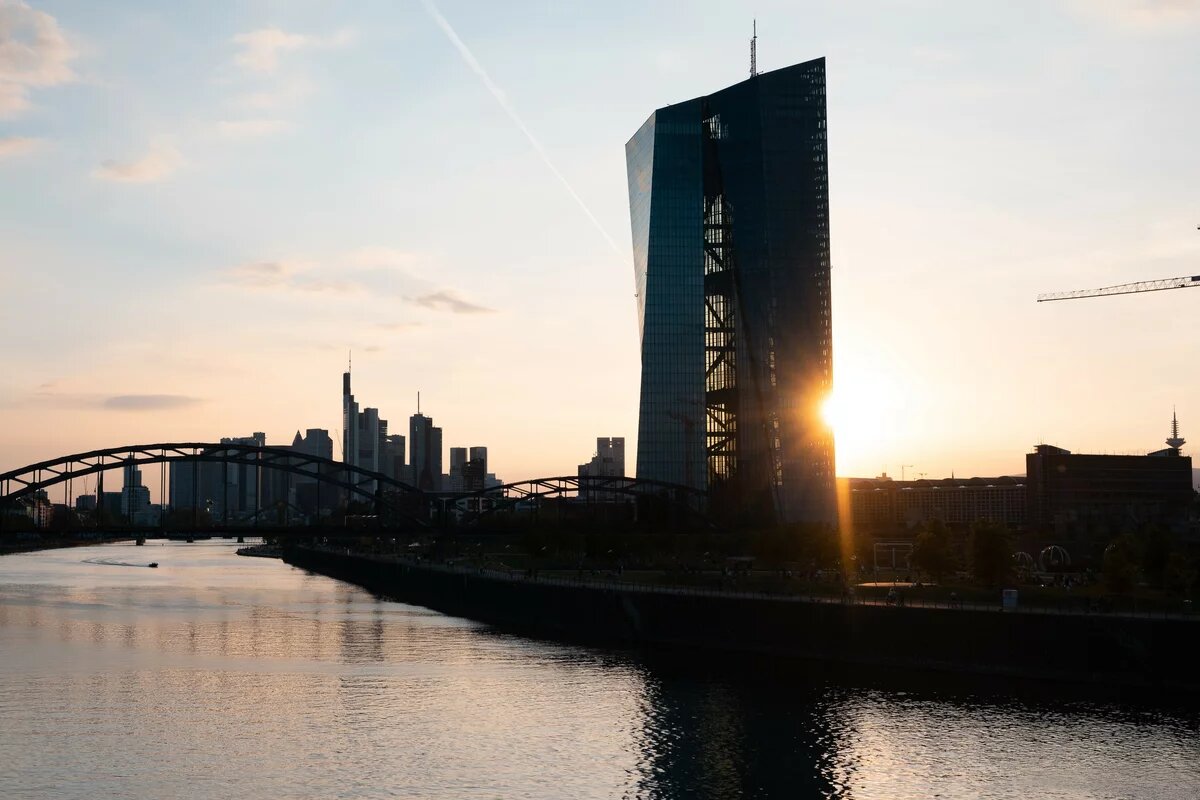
<box><xmin>285</xmin><ymin>428</ymin><xmax>335</xmax><ymax>518</ymax></box>
<box><xmin>342</xmin><ymin>370</ymin><xmax>358</xmax><ymax>468</ymax></box>
<box><xmin>849</xmin><ymin>475</ymin><xmax>1027</xmax><ymax>533</ymax></box>
<box><xmin>447</xmin><ymin>446</ymin><xmax>468</xmax><ymax>492</ymax></box>
<box><xmin>121</xmin><ymin>464</ymin><xmax>151</xmax><ymax>517</ymax></box>
<box><xmin>383</xmin><ymin>434</ymin><xmax>406</xmax><ymax>484</ymax></box>
<box><xmin>626</xmin><ymin>57</ymin><xmax>835</xmax><ymax>525</ymax></box>
<box><xmin>409</xmin><ymin>412</ymin><xmax>443</xmax><ymax>491</ymax></box>
<box><xmin>579</xmin><ymin>437</ymin><xmax>626</xmax><ymax>502</ymax></box>
<box><xmin>1027</xmin><ymin>442</ymin><xmax>1193</xmax><ymax>536</ymax></box>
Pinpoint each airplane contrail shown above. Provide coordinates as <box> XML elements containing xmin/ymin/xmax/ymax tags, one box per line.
<box><xmin>419</xmin><ymin>0</ymin><xmax>627</xmax><ymax>259</ymax></box>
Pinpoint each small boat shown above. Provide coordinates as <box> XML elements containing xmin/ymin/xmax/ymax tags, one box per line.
<box><xmin>148</xmin><ymin>562</ymin><xmax>159</xmax><ymax>568</ymax></box>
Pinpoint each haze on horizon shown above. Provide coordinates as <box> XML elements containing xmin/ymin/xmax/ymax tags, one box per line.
<box><xmin>2</xmin><ymin>0</ymin><xmax>1199</xmax><ymax>488</ymax></box>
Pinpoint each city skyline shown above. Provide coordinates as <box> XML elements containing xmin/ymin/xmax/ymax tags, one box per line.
<box><xmin>3</xmin><ymin>1</ymin><xmax>1200</xmax><ymax>485</ymax></box>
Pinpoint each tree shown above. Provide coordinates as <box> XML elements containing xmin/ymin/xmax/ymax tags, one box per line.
<box><xmin>912</xmin><ymin>519</ymin><xmax>954</xmax><ymax>582</ymax></box>
<box><xmin>1102</xmin><ymin>534</ymin><xmax>1139</xmax><ymax>595</ymax></box>
<box><xmin>968</xmin><ymin>521</ymin><xmax>1011</xmax><ymax>587</ymax></box>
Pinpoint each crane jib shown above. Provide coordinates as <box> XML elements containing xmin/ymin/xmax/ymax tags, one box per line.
<box><xmin>1037</xmin><ymin>275</ymin><xmax>1200</xmax><ymax>303</ymax></box>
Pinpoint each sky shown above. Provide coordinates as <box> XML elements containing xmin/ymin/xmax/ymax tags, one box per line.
<box><xmin>2</xmin><ymin>0</ymin><xmax>1200</xmax><ymax>489</ymax></box>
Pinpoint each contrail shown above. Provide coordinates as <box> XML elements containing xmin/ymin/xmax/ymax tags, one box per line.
<box><xmin>419</xmin><ymin>0</ymin><xmax>626</xmax><ymax>259</ymax></box>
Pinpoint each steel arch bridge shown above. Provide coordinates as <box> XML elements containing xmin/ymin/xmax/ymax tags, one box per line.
<box><xmin>0</xmin><ymin>442</ymin><xmax>423</xmax><ymax>524</ymax></box>
<box><xmin>1</xmin><ymin>444</ymin><xmax>711</xmax><ymax>531</ymax></box>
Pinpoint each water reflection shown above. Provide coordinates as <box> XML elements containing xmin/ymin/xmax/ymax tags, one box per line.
<box><xmin>0</xmin><ymin>543</ymin><xmax>1196</xmax><ymax>800</ymax></box>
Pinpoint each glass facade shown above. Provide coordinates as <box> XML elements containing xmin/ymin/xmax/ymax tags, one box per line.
<box><xmin>625</xmin><ymin>58</ymin><xmax>836</xmax><ymax>526</ymax></box>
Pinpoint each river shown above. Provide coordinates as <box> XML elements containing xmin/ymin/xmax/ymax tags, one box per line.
<box><xmin>0</xmin><ymin>542</ymin><xmax>1196</xmax><ymax>799</ymax></box>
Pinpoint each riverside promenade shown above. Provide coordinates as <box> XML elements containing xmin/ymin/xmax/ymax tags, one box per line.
<box><xmin>285</xmin><ymin>545</ymin><xmax>1200</xmax><ymax>693</ymax></box>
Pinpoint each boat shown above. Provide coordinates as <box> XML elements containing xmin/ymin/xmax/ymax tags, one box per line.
<box><xmin>148</xmin><ymin>562</ymin><xmax>158</xmax><ymax>568</ymax></box>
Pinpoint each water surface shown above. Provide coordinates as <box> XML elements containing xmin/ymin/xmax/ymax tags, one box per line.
<box><xmin>0</xmin><ymin>542</ymin><xmax>1195</xmax><ymax>799</ymax></box>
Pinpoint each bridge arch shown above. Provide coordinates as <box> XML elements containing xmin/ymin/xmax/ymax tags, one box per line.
<box><xmin>0</xmin><ymin>442</ymin><xmax>422</xmax><ymax>525</ymax></box>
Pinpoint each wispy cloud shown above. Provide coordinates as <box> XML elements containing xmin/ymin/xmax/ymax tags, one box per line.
<box><xmin>221</xmin><ymin>248</ymin><xmax>427</xmax><ymax>297</ymax></box>
<box><xmin>93</xmin><ymin>144</ymin><xmax>182</xmax><ymax>183</ymax></box>
<box><xmin>14</xmin><ymin>387</ymin><xmax>205</xmax><ymax>411</ymax></box>
<box><xmin>216</xmin><ymin>118</ymin><xmax>290</xmax><ymax>139</ymax></box>
<box><xmin>224</xmin><ymin>261</ymin><xmax>356</xmax><ymax>294</ymax></box>
<box><xmin>0</xmin><ymin>134</ymin><xmax>41</xmax><ymax>157</ymax></box>
<box><xmin>0</xmin><ymin>0</ymin><xmax>75</xmax><ymax>117</ymax></box>
<box><xmin>376</xmin><ymin>321</ymin><xmax>424</xmax><ymax>332</ymax></box>
<box><xmin>232</xmin><ymin>27</ymin><xmax>353</xmax><ymax>73</ymax></box>
<box><xmin>103</xmin><ymin>394</ymin><xmax>204</xmax><ymax>411</ymax></box>
<box><xmin>408</xmin><ymin>289</ymin><xmax>494</xmax><ymax>315</ymax></box>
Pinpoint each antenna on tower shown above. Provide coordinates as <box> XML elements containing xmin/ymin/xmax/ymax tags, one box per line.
<box><xmin>750</xmin><ymin>19</ymin><xmax>758</xmax><ymax>77</ymax></box>
<box><xmin>417</xmin><ymin>391</ymin><xmax>421</xmax><ymax>415</ymax></box>
<box><xmin>1167</xmin><ymin>407</ymin><xmax>1186</xmax><ymax>451</ymax></box>
<box><xmin>348</xmin><ymin>349</ymin><xmax>352</xmax><ymax>373</ymax></box>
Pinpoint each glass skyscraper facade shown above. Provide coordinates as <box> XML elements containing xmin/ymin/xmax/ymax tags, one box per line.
<box><xmin>625</xmin><ymin>58</ymin><xmax>836</xmax><ymax>526</ymax></box>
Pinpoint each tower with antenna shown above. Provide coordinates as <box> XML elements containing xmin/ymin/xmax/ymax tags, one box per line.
<box><xmin>750</xmin><ymin>20</ymin><xmax>758</xmax><ymax>77</ymax></box>
<box><xmin>1166</xmin><ymin>409</ymin><xmax>1186</xmax><ymax>451</ymax></box>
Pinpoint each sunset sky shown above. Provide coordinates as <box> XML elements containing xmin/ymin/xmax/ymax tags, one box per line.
<box><xmin>2</xmin><ymin>0</ymin><xmax>1199</xmax><ymax>489</ymax></box>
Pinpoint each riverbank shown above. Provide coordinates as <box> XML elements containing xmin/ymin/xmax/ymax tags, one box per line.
<box><xmin>284</xmin><ymin>545</ymin><xmax>1200</xmax><ymax>694</ymax></box>
<box><xmin>0</xmin><ymin>535</ymin><xmax>132</xmax><ymax>556</ymax></box>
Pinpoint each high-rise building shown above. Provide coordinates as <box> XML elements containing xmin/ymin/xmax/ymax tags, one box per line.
<box><xmin>383</xmin><ymin>434</ymin><xmax>407</xmax><ymax>484</ymax></box>
<box><xmin>625</xmin><ymin>57</ymin><xmax>836</xmax><ymax>526</ymax></box>
<box><xmin>286</xmin><ymin>428</ymin><xmax>335</xmax><ymax>518</ymax></box>
<box><xmin>578</xmin><ymin>437</ymin><xmax>626</xmax><ymax>502</ymax></box>
<box><xmin>447</xmin><ymin>447</ymin><xmax>468</xmax><ymax>492</ymax></box>
<box><xmin>342</xmin><ymin>370</ymin><xmax>359</xmax><ymax>467</ymax></box>
<box><xmin>121</xmin><ymin>463</ymin><xmax>151</xmax><ymax>517</ymax></box>
<box><xmin>409</xmin><ymin>413</ymin><xmax>443</xmax><ymax>491</ymax></box>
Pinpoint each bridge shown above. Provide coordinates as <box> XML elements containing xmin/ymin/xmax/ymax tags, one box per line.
<box><xmin>0</xmin><ymin>442</ymin><xmax>708</xmax><ymax>533</ymax></box>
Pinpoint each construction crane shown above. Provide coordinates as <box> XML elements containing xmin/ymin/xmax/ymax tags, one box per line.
<box><xmin>1037</xmin><ymin>275</ymin><xmax>1200</xmax><ymax>302</ymax></box>
<box><xmin>1038</xmin><ymin>228</ymin><xmax>1200</xmax><ymax>302</ymax></box>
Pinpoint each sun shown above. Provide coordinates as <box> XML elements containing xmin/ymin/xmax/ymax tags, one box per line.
<box><xmin>819</xmin><ymin>367</ymin><xmax>906</xmax><ymax>477</ymax></box>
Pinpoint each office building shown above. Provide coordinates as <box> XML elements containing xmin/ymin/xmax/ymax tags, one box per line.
<box><xmin>579</xmin><ymin>437</ymin><xmax>626</xmax><ymax>502</ymax></box>
<box><xmin>409</xmin><ymin>412</ymin><xmax>443</xmax><ymax>491</ymax></box>
<box><xmin>121</xmin><ymin>464</ymin><xmax>151</xmax><ymax>517</ymax></box>
<box><xmin>849</xmin><ymin>475</ymin><xmax>1027</xmax><ymax>534</ymax></box>
<box><xmin>625</xmin><ymin>57</ymin><xmax>835</xmax><ymax>525</ymax></box>
<box><xmin>1027</xmin><ymin>439</ymin><xmax>1193</xmax><ymax>535</ymax></box>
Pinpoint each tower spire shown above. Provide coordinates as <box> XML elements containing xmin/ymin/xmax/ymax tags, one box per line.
<box><xmin>750</xmin><ymin>20</ymin><xmax>757</xmax><ymax>77</ymax></box>
<box><xmin>1166</xmin><ymin>407</ymin><xmax>1185</xmax><ymax>451</ymax></box>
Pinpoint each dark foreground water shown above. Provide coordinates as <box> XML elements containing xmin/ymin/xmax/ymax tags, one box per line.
<box><xmin>1</xmin><ymin>543</ymin><xmax>1196</xmax><ymax>799</ymax></box>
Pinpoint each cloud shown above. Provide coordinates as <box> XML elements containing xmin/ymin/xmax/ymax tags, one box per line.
<box><xmin>376</xmin><ymin>321</ymin><xmax>423</xmax><ymax>332</ymax></box>
<box><xmin>0</xmin><ymin>134</ymin><xmax>41</xmax><ymax>157</ymax></box>
<box><xmin>1070</xmin><ymin>0</ymin><xmax>1200</xmax><ymax>29</ymax></box>
<box><xmin>0</xmin><ymin>0</ymin><xmax>75</xmax><ymax>117</ymax></box>
<box><xmin>221</xmin><ymin>249</ymin><xmax>426</xmax><ymax>296</ymax></box>
<box><xmin>13</xmin><ymin>387</ymin><xmax>205</xmax><ymax>411</ymax></box>
<box><xmin>223</xmin><ymin>260</ymin><xmax>357</xmax><ymax>294</ymax></box>
<box><xmin>102</xmin><ymin>394</ymin><xmax>204</xmax><ymax>411</ymax></box>
<box><xmin>231</xmin><ymin>27</ymin><xmax>353</xmax><ymax>73</ymax></box>
<box><xmin>408</xmin><ymin>289</ymin><xmax>494</xmax><ymax>314</ymax></box>
<box><xmin>93</xmin><ymin>144</ymin><xmax>182</xmax><ymax>183</ymax></box>
<box><xmin>216</xmin><ymin>118</ymin><xmax>289</xmax><ymax>139</ymax></box>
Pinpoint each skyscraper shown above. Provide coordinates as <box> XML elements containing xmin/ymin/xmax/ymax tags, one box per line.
<box><xmin>409</xmin><ymin>412</ymin><xmax>443</xmax><ymax>491</ymax></box>
<box><xmin>625</xmin><ymin>57</ymin><xmax>836</xmax><ymax>526</ymax></box>
<box><xmin>342</xmin><ymin>370</ymin><xmax>359</xmax><ymax>467</ymax></box>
